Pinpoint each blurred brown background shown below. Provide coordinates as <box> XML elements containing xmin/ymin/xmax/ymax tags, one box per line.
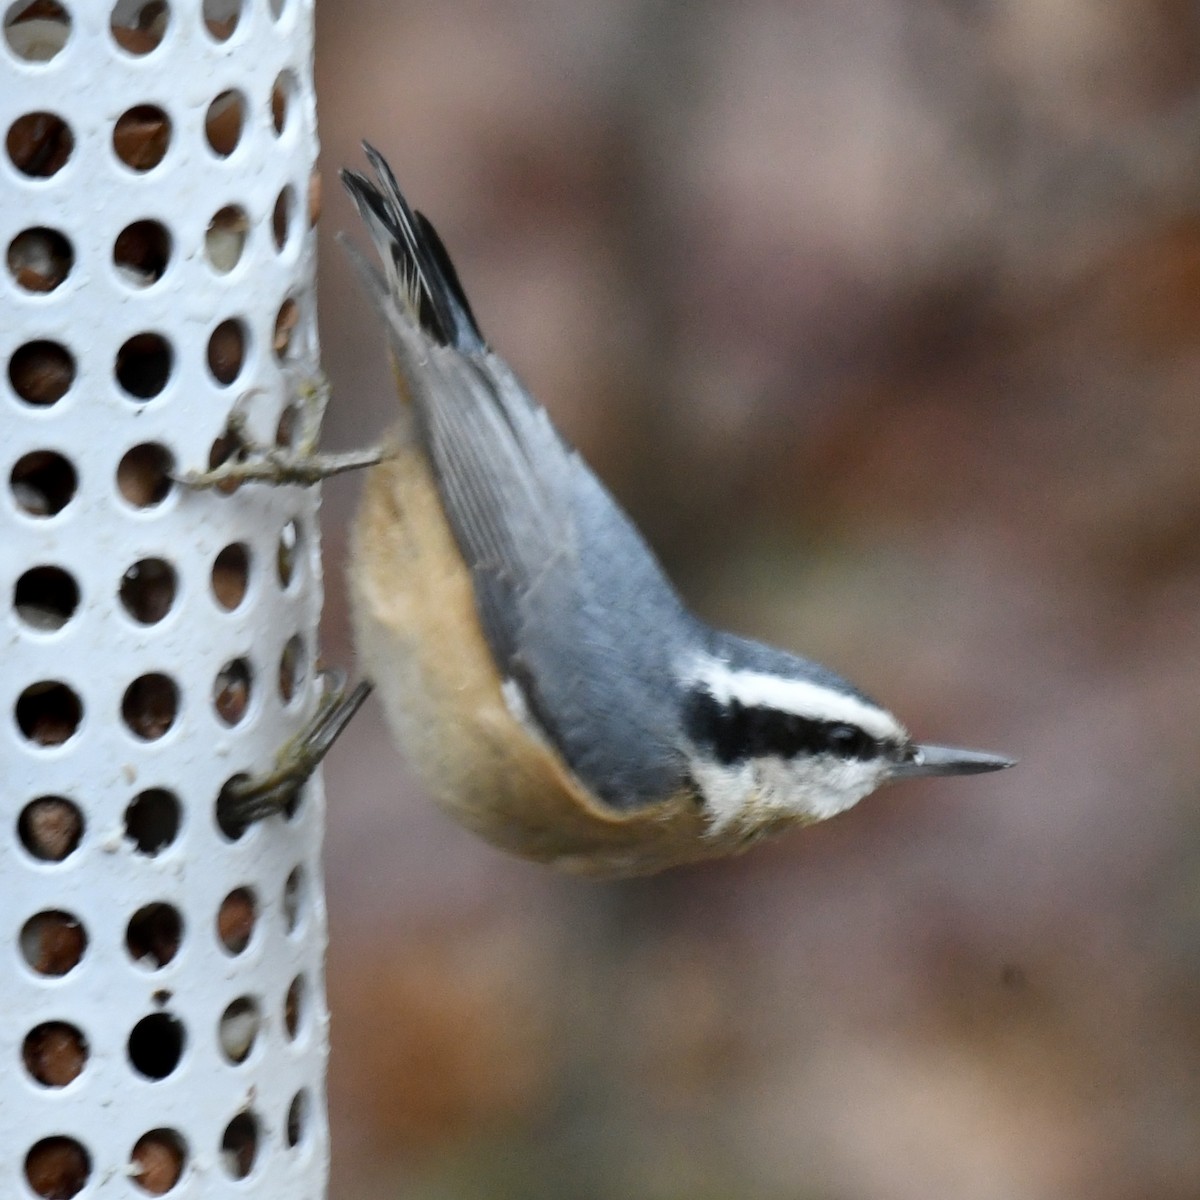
<box><xmin>312</xmin><ymin>3</ymin><xmax>1200</xmax><ymax>1197</ymax></box>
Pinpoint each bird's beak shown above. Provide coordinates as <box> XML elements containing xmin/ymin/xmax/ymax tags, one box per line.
<box><xmin>890</xmin><ymin>743</ymin><xmax>1016</xmax><ymax>779</ymax></box>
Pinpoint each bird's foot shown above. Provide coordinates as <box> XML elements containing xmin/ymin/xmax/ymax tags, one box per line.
<box><xmin>217</xmin><ymin>671</ymin><xmax>373</xmax><ymax>833</ymax></box>
<box><xmin>180</xmin><ymin>371</ymin><xmax>388</xmax><ymax>490</ymax></box>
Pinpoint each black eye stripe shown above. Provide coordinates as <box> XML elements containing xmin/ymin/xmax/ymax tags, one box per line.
<box><xmin>684</xmin><ymin>691</ymin><xmax>880</xmax><ymax>765</ymax></box>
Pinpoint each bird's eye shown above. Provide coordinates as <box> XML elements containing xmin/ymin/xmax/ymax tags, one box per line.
<box><xmin>826</xmin><ymin>723</ymin><xmax>870</xmax><ymax>759</ymax></box>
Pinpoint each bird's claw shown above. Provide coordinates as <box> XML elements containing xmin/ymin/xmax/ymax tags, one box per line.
<box><xmin>178</xmin><ymin>371</ymin><xmax>388</xmax><ymax>490</ymax></box>
<box><xmin>217</xmin><ymin>672</ymin><xmax>373</xmax><ymax>833</ymax></box>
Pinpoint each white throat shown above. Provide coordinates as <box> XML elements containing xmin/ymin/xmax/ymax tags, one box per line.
<box><xmin>690</xmin><ymin>753</ymin><xmax>892</xmax><ymax>838</ymax></box>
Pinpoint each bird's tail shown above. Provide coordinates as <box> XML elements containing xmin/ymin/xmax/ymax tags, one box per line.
<box><xmin>339</xmin><ymin>143</ymin><xmax>484</xmax><ymax>354</ymax></box>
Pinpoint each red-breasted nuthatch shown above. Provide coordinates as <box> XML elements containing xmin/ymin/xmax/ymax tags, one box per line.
<box><xmin>337</xmin><ymin>145</ymin><xmax>1014</xmax><ymax>878</ymax></box>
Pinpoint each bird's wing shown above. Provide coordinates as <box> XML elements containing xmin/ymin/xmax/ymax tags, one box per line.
<box><xmin>341</xmin><ymin>147</ymin><xmax>693</xmax><ymax>808</ymax></box>
<box><xmin>342</xmin><ymin>149</ymin><xmax>577</xmax><ymax>667</ymax></box>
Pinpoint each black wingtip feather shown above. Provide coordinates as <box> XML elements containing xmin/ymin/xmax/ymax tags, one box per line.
<box><xmin>414</xmin><ymin>210</ymin><xmax>483</xmax><ymax>345</ymax></box>
<box><xmin>341</xmin><ymin>145</ymin><xmax>486</xmax><ymax>354</ymax></box>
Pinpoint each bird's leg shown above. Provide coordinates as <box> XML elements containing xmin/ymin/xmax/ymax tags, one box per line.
<box><xmin>181</xmin><ymin>374</ymin><xmax>380</xmax><ymax>815</ymax></box>
<box><xmin>217</xmin><ymin>672</ymin><xmax>373</xmax><ymax>833</ymax></box>
<box><xmin>180</xmin><ymin>371</ymin><xmax>388</xmax><ymax>490</ymax></box>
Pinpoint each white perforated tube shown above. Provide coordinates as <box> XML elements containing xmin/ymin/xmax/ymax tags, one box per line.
<box><xmin>1</xmin><ymin>1</ymin><xmax>328</xmax><ymax>1197</ymax></box>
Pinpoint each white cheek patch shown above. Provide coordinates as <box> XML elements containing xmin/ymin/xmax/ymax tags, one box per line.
<box><xmin>690</xmin><ymin>753</ymin><xmax>890</xmax><ymax>838</ymax></box>
<box><xmin>689</xmin><ymin>659</ymin><xmax>904</xmax><ymax>743</ymax></box>
<box><xmin>689</xmin><ymin>758</ymin><xmax>756</xmax><ymax>836</ymax></box>
<box><xmin>755</xmin><ymin>755</ymin><xmax>887</xmax><ymax>822</ymax></box>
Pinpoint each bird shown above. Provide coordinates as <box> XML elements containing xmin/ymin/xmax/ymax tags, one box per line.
<box><xmin>337</xmin><ymin>144</ymin><xmax>1014</xmax><ymax>879</ymax></box>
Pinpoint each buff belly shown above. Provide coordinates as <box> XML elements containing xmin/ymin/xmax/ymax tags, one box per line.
<box><xmin>347</xmin><ymin>442</ymin><xmax>735</xmax><ymax>878</ymax></box>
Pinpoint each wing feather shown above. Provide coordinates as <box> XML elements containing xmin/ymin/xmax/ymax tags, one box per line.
<box><xmin>341</xmin><ymin>147</ymin><xmax>694</xmax><ymax>808</ymax></box>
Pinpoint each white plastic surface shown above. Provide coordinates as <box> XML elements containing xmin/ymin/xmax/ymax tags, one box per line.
<box><xmin>1</xmin><ymin>1</ymin><xmax>329</xmax><ymax>1196</ymax></box>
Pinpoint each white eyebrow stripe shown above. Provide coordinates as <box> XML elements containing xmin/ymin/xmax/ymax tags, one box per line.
<box><xmin>691</xmin><ymin>663</ymin><xmax>903</xmax><ymax>742</ymax></box>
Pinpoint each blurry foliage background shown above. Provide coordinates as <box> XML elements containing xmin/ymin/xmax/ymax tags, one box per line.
<box><xmin>312</xmin><ymin>3</ymin><xmax>1200</xmax><ymax>1197</ymax></box>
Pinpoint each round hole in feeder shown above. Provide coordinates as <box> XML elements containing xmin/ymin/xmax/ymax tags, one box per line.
<box><xmin>127</xmin><ymin>1011</ymin><xmax>185</xmax><ymax>1079</ymax></box>
<box><xmin>273</xmin><ymin>296</ymin><xmax>299</xmax><ymax>359</ymax></box>
<box><xmin>126</xmin><ymin>902</ymin><xmax>183</xmax><ymax>969</ymax></box>
<box><xmin>213</xmin><ymin>657</ymin><xmax>252</xmax><ymax>726</ymax></box>
<box><xmin>284</xmin><ymin>973</ymin><xmax>306</xmax><ymax>1040</ymax></box>
<box><xmin>8</xmin><ymin>339</ymin><xmax>75</xmax><ymax>406</ymax></box>
<box><xmin>279</xmin><ymin>634</ymin><xmax>305</xmax><ymax>703</ymax></box>
<box><xmin>271</xmin><ymin>69</ymin><xmax>296</xmax><ymax>135</ymax></box>
<box><xmin>16</xmin><ymin>680</ymin><xmax>82</xmax><ymax>746</ymax></box>
<box><xmin>204</xmin><ymin>89</ymin><xmax>244</xmax><ymax>157</ymax></box>
<box><xmin>25</xmin><ymin>1136</ymin><xmax>91</xmax><ymax>1199</ymax></box>
<box><xmin>15</xmin><ymin>565</ymin><xmax>79</xmax><ymax>631</ymax></box>
<box><xmin>124</xmin><ymin>788</ymin><xmax>181</xmax><ymax>855</ymax></box>
<box><xmin>4</xmin><ymin>1</ymin><xmax>71</xmax><ymax>62</ymax></box>
<box><xmin>286</xmin><ymin>1088</ymin><xmax>309</xmax><ymax>1147</ymax></box>
<box><xmin>117</xmin><ymin>442</ymin><xmax>174</xmax><ymax>508</ymax></box>
<box><xmin>272</xmin><ymin>185</ymin><xmax>293</xmax><ymax>250</ymax></box>
<box><xmin>205</xmin><ymin>204</ymin><xmax>247</xmax><ymax>273</ymax></box>
<box><xmin>219</xmin><ymin>1110</ymin><xmax>259</xmax><ymax>1179</ymax></box>
<box><xmin>110</xmin><ymin>0</ymin><xmax>169</xmax><ymax>56</ymax></box>
<box><xmin>121</xmin><ymin>672</ymin><xmax>179</xmax><ymax>741</ymax></box>
<box><xmin>215</xmin><ymin>777</ymin><xmax>256</xmax><ymax>840</ymax></box>
<box><xmin>130</xmin><ymin>1127</ymin><xmax>186</xmax><ymax>1195</ymax></box>
<box><xmin>206</xmin><ymin>318</ymin><xmax>246</xmax><ymax>385</ymax></box>
<box><xmin>119</xmin><ymin>558</ymin><xmax>177</xmax><ymax>625</ymax></box>
<box><xmin>7</xmin><ymin>226</ymin><xmax>72</xmax><ymax>292</ymax></box>
<box><xmin>211</xmin><ymin>542</ymin><xmax>249</xmax><ymax>610</ymax></box>
<box><xmin>218</xmin><ymin>995</ymin><xmax>261</xmax><ymax>1063</ymax></box>
<box><xmin>6</xmin><ymin>111</ymin><xmax>73</xmax><ymax>174</ymax></box>
<box><xmin>202</xmin><ymin>0</ymin><xmax>240</xmax><ymax>41</ymax></box>
<box><xmin>114</xmin><ymin>219</ymin><xmax>171</xmax><ymax>287</ymax></box>
<box><xmin>18</xmin><ymin>796</ymin><xmax>83</xmax><ymax>860</ymax></box>
<box><xmin>11</xmin><ymin>449</ymin><xmax>77</xmax><ymax>517</ymax></box>
<box><xmin>283</xmin><ymin>865</ymin><xmax>305</xmax><ymax>933</ymax></box>
<box><xmin>275</xmin><ymin>400</ymin><xmax>300</xmax><ymax>447</ymax></box>
<box><xmin>277</xmin><ymin>517</ymin><xmax>301</xmax><ymax>587</ymax></box>
<box><xmin>23</xmin><ymin>1021</ymin><xmax>88</xmax><ymax>1087</ymax></box>
<box><xmin>21</xmin><ymin>909</ymin><xmax>86</xmax><ymax>976</ymax></box>
<box><xmin>204</xmin><ymin>430</ymin><xmax>246</xmax><ymax>495</ymax></box>
<box><xmin>115</xmin><ymin>332</ymin><xmax>172</xmax><ymax>400</ymax></box>
<box><xmin>113</xmin><ymin>104</ymin><xmax>171</xmax><ymax>171</ymax></box>
<box><xmin>216</xmin><ymin>885</ymin><xmax>257</xmax><ymax>952</ymax></box>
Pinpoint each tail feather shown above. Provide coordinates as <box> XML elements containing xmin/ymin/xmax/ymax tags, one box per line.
<box><xmin>413</xmin><ymin>210</ymin><xmax>482</xmax><ymax>345</ymax></box>
<box><xmin>339</xmin><ymin>143</ymin><xmax>484</xmax><ymax>353</ymax></box>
